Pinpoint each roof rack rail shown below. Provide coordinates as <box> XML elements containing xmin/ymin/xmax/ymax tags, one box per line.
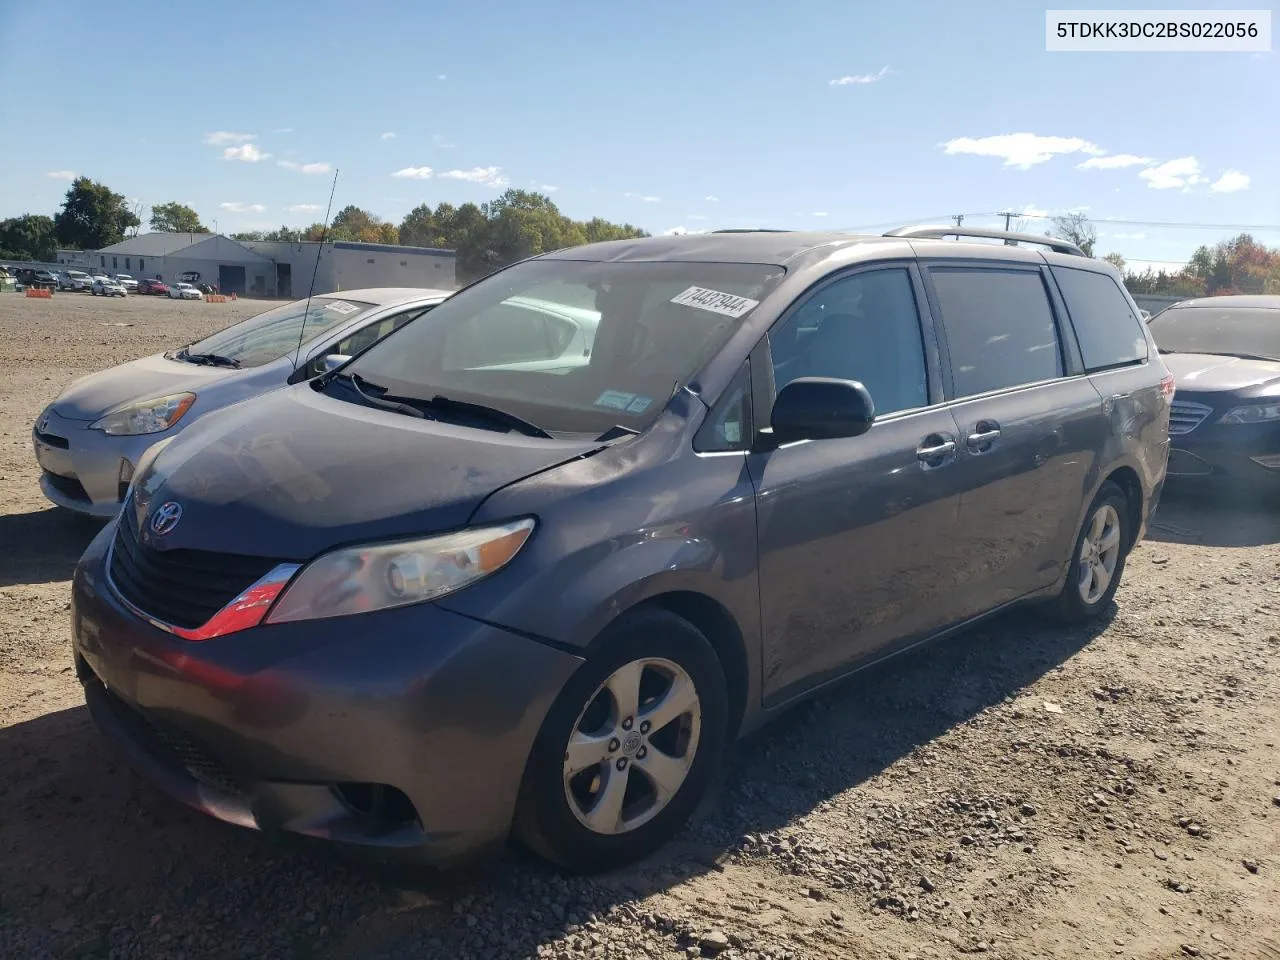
<box><xmin>710</xmin><ymin>228</ymin><xmax>793</xmax><ymax>234</ymax></box>
<box><xmin>882</xmin><ymin>225</ymin><xmax>1086</xmax><ymax>257</ymax></box>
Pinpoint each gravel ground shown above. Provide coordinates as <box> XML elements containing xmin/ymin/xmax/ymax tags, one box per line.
<box><xmin>1</xmin><ymin>292</ymin><xmax>1278</xmax><ymax>960</ymax></box>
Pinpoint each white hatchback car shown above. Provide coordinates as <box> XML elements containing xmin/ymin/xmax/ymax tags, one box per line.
<box><xmin>91</xmin><ymin>278</ymin><xmax>128</xmax><ymax>297</ymax></box>
<box><xmin>168</xmin><ymin>282</ymin><xmax>203</xmax><ymax>300</ymax></box>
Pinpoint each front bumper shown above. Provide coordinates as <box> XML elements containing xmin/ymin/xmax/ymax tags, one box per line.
<box><xmin>71</xmin><ymin>523</ymin><xmax>583</xmax><ymax>866</ymax></box>
<box><xmin>1166</xmin><ymin>422</ymin><xmax>1280</xmax><ymax>487</ymax></box>
<box><xmin>33</xmin><ymin>408</ymin><xmax>169</xmax><ymax>518</ymax></box>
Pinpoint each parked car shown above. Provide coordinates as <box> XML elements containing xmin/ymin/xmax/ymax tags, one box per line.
<box><xmin>64</xmin><ymin>270</ymin><xmax>94</xmax><ymax>291</ymax></box>
<box><xmin>1148</xmin><ymin>294</ymin><xmax>1280</xmax><ymax>487</ymax></box>
<box><xmin>113</xmin><ymin>273</ymin><xmax>139</xmax><ymax>292</ymax></box>
<box><xmin>168</xmin><ymin>282</ymin><xmax>202</xmax><ymax>300</ymax></box>
<box><xmin>68</xmin><ymin>227</ymin><xmax>1172</xmax><ymax>873</ymax></box>
<box><xmin>35</xmin><ymin>287</ymin><xmax>450</xmax><ymax>518</ymax></box>
<box><xmin>15</xmin><ymin>268</ymin><xmax>58</xmax><ymax>290</ymax></box>
<box><xmin>137</xmin><ymin>279</ymin><xmax>169</xmax><ymax>296</ymax></box>
<box><xmin>91</xmin><ymin>277</ymin><xmax>127</xmax><ymax>297</ymax></box>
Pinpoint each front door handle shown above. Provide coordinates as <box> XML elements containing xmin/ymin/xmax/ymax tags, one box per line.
<box><xmin>917</xmin><ymin>435</ymin><xmax>957</xmax><ymax>470</ymax></box>
<box><xmin>966</xmin><ymin>420</ymin><xmax>1001</xmax><ymax>453</ymax></box>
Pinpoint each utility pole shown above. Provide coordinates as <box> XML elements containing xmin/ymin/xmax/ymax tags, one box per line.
<box><xmin>999</xmin><ymin>211</ymin><xmax>1021</xmax><ymax>244</ymax></box>
<box><xmin>952</xmin><ymin>213</ymin><xmax>964</xmax><ymax>240</ymax></box>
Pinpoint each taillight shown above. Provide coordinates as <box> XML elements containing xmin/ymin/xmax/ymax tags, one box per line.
<box><xmin>1159</xmin><ymin>374</ymin><xmax>1175</xmax><ymax>401</ymax></box>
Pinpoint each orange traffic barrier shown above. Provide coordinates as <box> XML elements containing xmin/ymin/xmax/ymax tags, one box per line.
<box><xmin>25</xmin><ymin>288</ymin><xmax>53</xmax><ymax>299</ymax></box>
<box><xmin>206</xmin><ymin>294</ymin><xmax>228</xmax><ymax>303</ymax></box>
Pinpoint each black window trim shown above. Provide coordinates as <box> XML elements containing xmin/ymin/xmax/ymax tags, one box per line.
<box><xmin>757</xmin><ymin>259</ymin><xmax>945</xmax><ymax>428</ymax></box>
<box><xmin>919</xmin><ymin>258</ymin><xmax>1085</xmax><ymax>403</ymax></box>
<box><xmin>1045</xmin><ymin>263</ymin><xmax>1150</xmax><ymax>375</ymax></box>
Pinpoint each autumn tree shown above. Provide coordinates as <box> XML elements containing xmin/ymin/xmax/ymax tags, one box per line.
<box><xmin>150</xmin><ymin>202</ymin><xmax>206</xmax><ymax>233</ymax></box>
<box><xmin>53</xmin><ymin>178</ymin><xmax>140</xmax><ymax>249</ymax></box>
<box><xmin>1051</xmin><ymin>212</ymin><xmax>1096</xmax><ymax>258</ymax></box>
<box><xmin>0</xmin><ymin>214</ymin><xmax>57</xmax><ymax>261</ymax></box>
<box><xmin>1102</xmin><ymin>253</ymin><xmax>1125</xmax><ymax>272</ymax></box>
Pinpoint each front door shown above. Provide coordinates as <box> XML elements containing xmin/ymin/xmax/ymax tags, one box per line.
<box><xmin>749</xmin><ymin>265</ymin><xmax>969</xmax><ymax>706</ymax></box>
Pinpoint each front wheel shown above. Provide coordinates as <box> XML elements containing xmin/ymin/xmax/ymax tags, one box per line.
<box><xmin>513</xmin><ymin>607</ymin><xmax>728</xmax><ymax>873</ymax></box>
<box><xmin>1046</xmin><ymin>480</ymin><xmax>1132</xmax><ymax>623</ymax></box>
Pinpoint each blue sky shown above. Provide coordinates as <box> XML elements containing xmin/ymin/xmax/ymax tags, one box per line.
<box><xmin>3</xmin><ymin>0</ymin><xmax>1275</xmax><ymax>272</ymax></box>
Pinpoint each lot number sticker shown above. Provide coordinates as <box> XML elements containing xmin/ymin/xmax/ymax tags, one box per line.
<box><xmin>324</xmin><ymin>300</ymin><xmax>359</xmax><ymax>315</ymax></box>
<box><xmin>670</xmin><ymin>286</ymin><xmax>760</xmax><ymax>319</ymax></box>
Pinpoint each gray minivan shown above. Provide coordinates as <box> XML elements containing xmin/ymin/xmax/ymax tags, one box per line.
<box><xmin>71</xmin><ymin>227</ymin><xmax>1172</xmax><ymax>873</ymax></box>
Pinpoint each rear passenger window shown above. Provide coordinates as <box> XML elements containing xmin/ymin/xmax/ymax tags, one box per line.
<box><xmin>1051</xmin><ymin>266</ymin><xmax>1147</xmax><ymax>371</ymax></box>
<box><xmin>929</xmin><ymin>268</ymin><xmax>1062</xmax><ymax>397</ymax></box>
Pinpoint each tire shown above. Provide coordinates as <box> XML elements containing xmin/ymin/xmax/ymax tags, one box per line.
<box><xmin>513</xmin><ymin>607</ymin><xmax>729</xmax><ymax>873</ymax></box>
<box><xmin>1046</xmin><ymin>480</ymin><xmax>1132</xmax><ymax>624</ymax></box>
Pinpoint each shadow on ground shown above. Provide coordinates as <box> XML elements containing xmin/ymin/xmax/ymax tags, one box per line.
<box><xmin>1146</xmin><ymin>483</ymin><xmax>1280</xmax><ymax>548</ymax></box>
<box><xmin>0</xmin><ymin>507</ymin><xmax>104</xmax><ymax>588</ymax></box>
<box><xmin>0</xmin><ymin>607</ymin><xmax>1108</xmax><ymax>959</ymax></box>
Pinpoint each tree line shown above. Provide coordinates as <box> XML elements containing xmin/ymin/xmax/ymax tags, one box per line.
<box><xmin>0</xmin><ymin>176</ymin><xmax>649</xmax><ymax>285</ymax></box>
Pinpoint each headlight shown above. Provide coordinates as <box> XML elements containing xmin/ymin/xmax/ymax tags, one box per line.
<box><xmin>90</xmin><ymin>392</ymin><xmax>195</xmax><ymax>436</ymax></box>
<box><xmin>265</xmin><ymin>518</ymin><xmax>536</xmax><ymax>625</ymax></box>
<box><xmin>1219</xmin><ymin>401</ymin><xmax>1280</xmax><ymax>425</ymax></box>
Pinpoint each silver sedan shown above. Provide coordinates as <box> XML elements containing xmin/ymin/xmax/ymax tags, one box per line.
<box><xmin>33</xmin><ymin>287</ymin><xmax>450</xmax><ymax>518</ymax></box>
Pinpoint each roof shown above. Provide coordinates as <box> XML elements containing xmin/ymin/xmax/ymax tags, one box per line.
<box><xmin>539</xmin><ymin>231</ymin><xmax>874</xmax><ymax>267</ymax></box>
<box><xmin>1167</xmin><ymin>295</ymin><xmax>1280</xmax><ymax>310</ymax></box>
<box><xmin>316</xmin><ymin>287</ymin><xmax>453</xmax><ymax>307</ymax></box>
<box><xmin>97</xmin><ymin>232</ymin><xmax>216</xmax><ymax>256</ymax></box>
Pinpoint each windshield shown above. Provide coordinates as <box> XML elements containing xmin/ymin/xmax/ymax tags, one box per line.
<box><xmin>336</xmin><ymin>258</ymin><xmax>785</xmax><ymax>435</ymax></box>
<box><xmin>1151</xmin><ymin>306</ymin><xmax>1280</xmax><ymax>362</ymax></box>
<box><xmin>183</xmin><ymin>296</ymin><xmax>377</xmax><ymax>368</ymax></box>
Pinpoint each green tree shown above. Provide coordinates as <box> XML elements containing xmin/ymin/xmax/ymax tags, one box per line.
<box><xmin>0</xmin><ymin>214</ymin><xmax>57</xmax><ymax>261</ymax></box>
<box><xmin>1051</xmin><ymin>212</ymin><xmax>1096</xmax><ymax>258</ymax></box>
<box><xmin>150</xmin><ymin>201</ymin><xmax>206</xmax><ymax>233</ymax></box>
<box><xmin>398</xmin><ymin>203</ymin><xmax>440</xmax><ymax>247</ymax></box>
<box><xmin>53</xmin><ymin>177</ymin><xmax>140</xmax><ymax>249</ymax></box>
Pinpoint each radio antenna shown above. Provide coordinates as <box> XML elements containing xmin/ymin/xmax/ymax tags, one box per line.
<box><xmin>292</xmin><ymin>167</ymin><xmax>340</xmax><ymax>370</ymax></box>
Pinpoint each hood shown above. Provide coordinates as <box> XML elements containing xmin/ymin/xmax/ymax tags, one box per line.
<box><xmin>51</xmin><ymin>354</ymin><xmax>268</xmax><ymax>421</ymax></box>
<box><xmin>1162</xmin><ymin>352</ymin><xmax>1280</xmax><ymax>392</ymax></box>
<box><xmin>129</xmin><ymin>384</ymin><xmax>604</xmax><ymax>560</ymax></box>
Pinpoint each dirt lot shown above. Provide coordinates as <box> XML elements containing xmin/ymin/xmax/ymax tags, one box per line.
<box><xmin>1</xmin><ymin>292</ymin><xmax>1278</xmax><ymax>960</ymax></box>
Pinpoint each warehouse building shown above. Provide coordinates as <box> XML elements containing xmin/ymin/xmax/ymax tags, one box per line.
<box><xmin>57</xmin><ymin>233</ymin><xmax>456</xmax><ymax>297</ymax></box>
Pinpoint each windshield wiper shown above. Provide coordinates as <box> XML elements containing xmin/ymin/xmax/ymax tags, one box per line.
<box><xmin>415</xmin><ymin>394</ymin><xmax>552</xmax><ymax>438</ymax></box>
<box><xmin>338</xmin><ymin>372</ymin><xmax>426</xmax><ymax>419</ymax></box>
<box><xmin>176</xmin><ymin>348</ymin><xmax>241</xmax><ymax>368</ymax></box>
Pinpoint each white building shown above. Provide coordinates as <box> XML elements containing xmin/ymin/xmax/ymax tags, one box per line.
<box><xmin>57</xmin><ymin>233</ymin><xmax>456</xmax><ymax>297</ymax></box>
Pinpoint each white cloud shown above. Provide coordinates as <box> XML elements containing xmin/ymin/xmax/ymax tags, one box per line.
<box><xmin>813</xmin><ymin>211</ymin><xmax>829</xmax><ymax>217</ymax></box>
<box><xmin>437</xmin><ymin>74</ymin><xmax>447</xmax><ymax>80</ymax></box>
<box><xmin>380</xmin><ymin>131</ymin><xmax>397</xmax><ymax>141</ymax></box>
<box><xmin>278</xmin><ymin>160</ymin><xmax>331</xmax><ymax>174</ymax></box>
<box><xmin>391</xmin><ymin>166</ymin><xmax>433</xmax><ymax>179</ymax></box>
<box><xmin>433</xmin><ymin>134</ymin><xmax>456</xmax><ymax>149</ymax></box>
<box><xmin>1210</xmin><ymin>170</ymin><xmax>1250</xmax><ymax>193</ymax></box>
<box><xmin>223</xmin><ymin>144</ymin><xmax>271</xmax><ymax>162</ymax></box>
<box><xmin>1139</xmin><ymin>156</ymin><xmax>1205</xmax><ymax>190</ymax></box>
<box><xmin>219</xmin><ymin>202</ymin><xmax>266</xmax><ymax>214</ymax></box>
<box><xmin>663</xmin><ymin>226</ymin><xmax>708</xmax><ymax>236</ymax></box>
<box><xmin>438</xmin><ymin>166</ymin><xmax>509</xmax><ymax>187</ymax></box>
<box><xmin>705</xmin><ymin>195</ymin><xmax>718</xmax><ymax>202</ymax></box>
<box><xmin>287</xmin><ymin>203</ymin><xmax>321</xmax><ymax>213</ymax></box>
<box><xmin>44</xmin><ymin>169</ymin><xmax>76</xmax><ymax>180</ymax></box>
<box><xmin>1078</xmin><ymin>153</ymin><xmax>1154</xmax><ymax>170</ymax></box>
<box><xmin>1020</xmin><ymin>204</ymin><xmax>1050</xmax><ymax>218</ymax></box>
<box><xmin>941</xmin><ymin>133</ymin><xmax>1104</xmax><ymax>170</ymax></box>
<box><xmin>829</xmin><ymin>65</ymin><xmax>890</xmax><ymax>86</ymax></box>
<box><xmin>539</xmin><ymin>184</ymin><xmax>560</xmax><ymax>193</ymax></box>
<box><xmin>203</xmin><ymin>131</ymin><xmax>255</xmax><ymax>147</ymax></box>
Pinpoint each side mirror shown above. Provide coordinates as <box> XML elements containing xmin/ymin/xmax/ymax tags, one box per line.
<box><xmin>769</xmin><ymin>376</ymin><xmax>875</xmax><ymax>445</ymax></box>
<box><xmin>320</xmin><ymin>354</ymin><xmax>352</xmax><ymax>374</ymax></box>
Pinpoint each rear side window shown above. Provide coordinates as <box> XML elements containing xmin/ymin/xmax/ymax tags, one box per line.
<box><xmin>929</xmin><ymin>267</ymin><xmax>1062</xmax><ymax>397</ymax></box>
<box><xmin>1051</xmin><ymin>266</ymin><xmax>1148</xmax><ymax>371</ymax></box>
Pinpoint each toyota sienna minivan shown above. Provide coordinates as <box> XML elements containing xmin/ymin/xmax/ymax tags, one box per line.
<box><xmin>71</xmin><ymin>226</ymin><xmax>1172</xmax><ymax>873</ymax></box>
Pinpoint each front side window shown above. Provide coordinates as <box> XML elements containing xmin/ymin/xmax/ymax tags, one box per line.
<box><xmin>1052</xmin><ymin>266</ymin><xmax>1147</xmax><ymax>370</ymax></box>
<box><xmin>182</xmin><ymin>296</ymin><xmax>377</xmax><ymax>368</ymax></box>
<box><xmin>929</xmin><ymin>267</ymin><xmax>1063</xmax><ymax>397</ymax></box>
<box><xmin>339</xmin><ymin>259</ymin><xmax>786</xmax><ymax>435</ymax></box>
<box><xmin>1149</xmin><ymin>306</ymin><xmax>1280</xmax><ymax>362</ymax></box>
<box><xmin>768</xmin><ymin>268</ymin><xmax>929</xmax><ymax>417</ymax></box>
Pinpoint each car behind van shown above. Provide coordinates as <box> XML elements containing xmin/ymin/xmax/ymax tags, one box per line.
<box><xmin>71</xmin><ymin>226</ymin><xmax>1172</xmax><ymax>873</ymax></box>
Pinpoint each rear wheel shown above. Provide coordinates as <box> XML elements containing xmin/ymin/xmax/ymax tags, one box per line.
<box><xmin>514</xmin><ymin>607</ymin><xmax>728</xmax><ymax>873</ymax></box>
<box><xmin>1046</xmin><ymin>481</ymin><xmax>1132</xmax><ymax>623</ymax></box>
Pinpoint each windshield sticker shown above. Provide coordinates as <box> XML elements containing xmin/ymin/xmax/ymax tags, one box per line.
<box><xmin>594</xmin><ymin>390</ymin><xmax>637</xmax><ymax>411</ymax></box>
<box><xmin>670</xmin><ymin>286</ymin><xmax>760</xmax><ymax>319</ymax></box>
<box><xmin>324</xmin><ymin>300</ymin><xmax>359</xmax><ymax>315</ymax></box>
<box><xmin>625</xmin><ymin>395</ymin><xmax>653</xmax><ymax>414</ymax></box>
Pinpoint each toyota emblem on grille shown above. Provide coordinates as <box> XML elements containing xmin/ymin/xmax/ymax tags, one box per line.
<box><xmin>149</xmin><ymin>501</ymin><xmax>183</xmax><ymax>537</ymax></box>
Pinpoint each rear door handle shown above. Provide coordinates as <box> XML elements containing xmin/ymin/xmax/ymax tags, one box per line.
<box><xmin>966</xmin><ymin>420</ymin><xmax>1001</xmax><ymax>453</ymax></box>
<box><xmin>917</xmin><ymin>435</ymin><xmax>957</xmax><ymax>470</ymax></box>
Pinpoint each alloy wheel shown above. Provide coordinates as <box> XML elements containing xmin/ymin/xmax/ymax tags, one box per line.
<box><xmin>1077</xmin><ymin>503</ymin><xmax>1122</xmax><ymax>605</ymax></box>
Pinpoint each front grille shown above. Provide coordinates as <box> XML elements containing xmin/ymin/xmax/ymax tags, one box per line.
<box><xmin>1168</xmin><ymin>399</ymin><xmax>1213</xmax><ymax>436</ymax></box>
<box><xmin>91</xmin><ymin>669</ymin><xmax>245</xmax><ymax>798</ymax></box>
<box><xmin>35</xmin><ymin>429</ymin><xmax>69</xmax><ymax>449</ymax></box>
<box><xmin>108</xmin><ymin>514</ymin><xmax>279</xmax><ymax>630</ymax></box>
<box><xmin>42</xmin><ymin>470</ymin><xmax>88</xmax><ymax>502</ymax></box>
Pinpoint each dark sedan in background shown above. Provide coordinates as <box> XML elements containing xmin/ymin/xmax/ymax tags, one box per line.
<box><xmin>1150</xmin><ymin>295</ymin><xmax>1280</xmax><ymax>487</ymax></box>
